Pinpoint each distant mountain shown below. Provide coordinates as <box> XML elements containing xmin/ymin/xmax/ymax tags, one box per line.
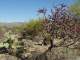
<box><xmin>0</xmin><ymin>22</ymin><xmax>25</xmax><ymax>28</ymax></box>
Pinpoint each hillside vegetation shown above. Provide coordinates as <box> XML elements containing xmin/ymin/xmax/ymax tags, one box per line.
<box><xmin>0</xmin><ymin>2</ymin><xmax>80</xmax><ymax>60</ymax></box>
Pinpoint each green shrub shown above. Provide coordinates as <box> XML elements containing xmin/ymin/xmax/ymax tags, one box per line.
<box><xmin>20</xmin><ymin>19</ymin><xmax>43</xmax><ymax>39</ymax></box>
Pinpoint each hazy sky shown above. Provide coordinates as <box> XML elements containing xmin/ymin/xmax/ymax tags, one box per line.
<box><xmin>0</xmin><ymin>0</ymin><xmax>74</xmax><ymax>22</ymax></box>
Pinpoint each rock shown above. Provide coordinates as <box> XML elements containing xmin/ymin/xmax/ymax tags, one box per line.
<box><xmin>28</xmin><ymin>47</ymin><xmax>80</xmax><ymax>60</ymax></box>
<box><xmin>0</xmin><ymin>54</ymin><xmax>18</xmax><ymax>60</ymax></box>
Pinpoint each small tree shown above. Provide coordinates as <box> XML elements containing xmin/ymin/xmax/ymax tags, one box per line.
<box><xmin>38</xmin><ymin>4</ymin><xmax>80</xmax><ymax>49</ymax></box>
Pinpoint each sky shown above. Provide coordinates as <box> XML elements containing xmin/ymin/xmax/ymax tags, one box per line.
<box><xmin>0</xmin><ymin>0</ymin><xmax>75</xmax><ymax>22</ymax></box>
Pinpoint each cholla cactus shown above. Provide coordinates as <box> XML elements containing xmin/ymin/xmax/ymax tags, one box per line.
<box><xmin>3</xmin><ymin>30</ymin><xmax>24</xmax><ymax>56</ymax></box>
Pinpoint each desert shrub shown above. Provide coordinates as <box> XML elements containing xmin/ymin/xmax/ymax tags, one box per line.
<box><xmin>69</xmin><ymin>0</ymin><xmax>80</xmax><ymax>16</ymax></box>
<box><xmin>19</xmin><ymin>19</ymin><xmax>44</xmax><ymax>39</ymax></box>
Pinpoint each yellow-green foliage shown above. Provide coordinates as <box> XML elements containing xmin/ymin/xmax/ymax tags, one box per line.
<box><xmin>69</xmin><ymin>0</ymin><xmax>80</xmax><ymax>15</ymax></box>
<box><xmin>22</xmin><ymin>19</ymin><xmax>43</xmax><ymax>36</ymax></box>
<box><xmin>14</xmin><ymin>19</ymin><xmax>43</xmax><ymax>34</ymax></box>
